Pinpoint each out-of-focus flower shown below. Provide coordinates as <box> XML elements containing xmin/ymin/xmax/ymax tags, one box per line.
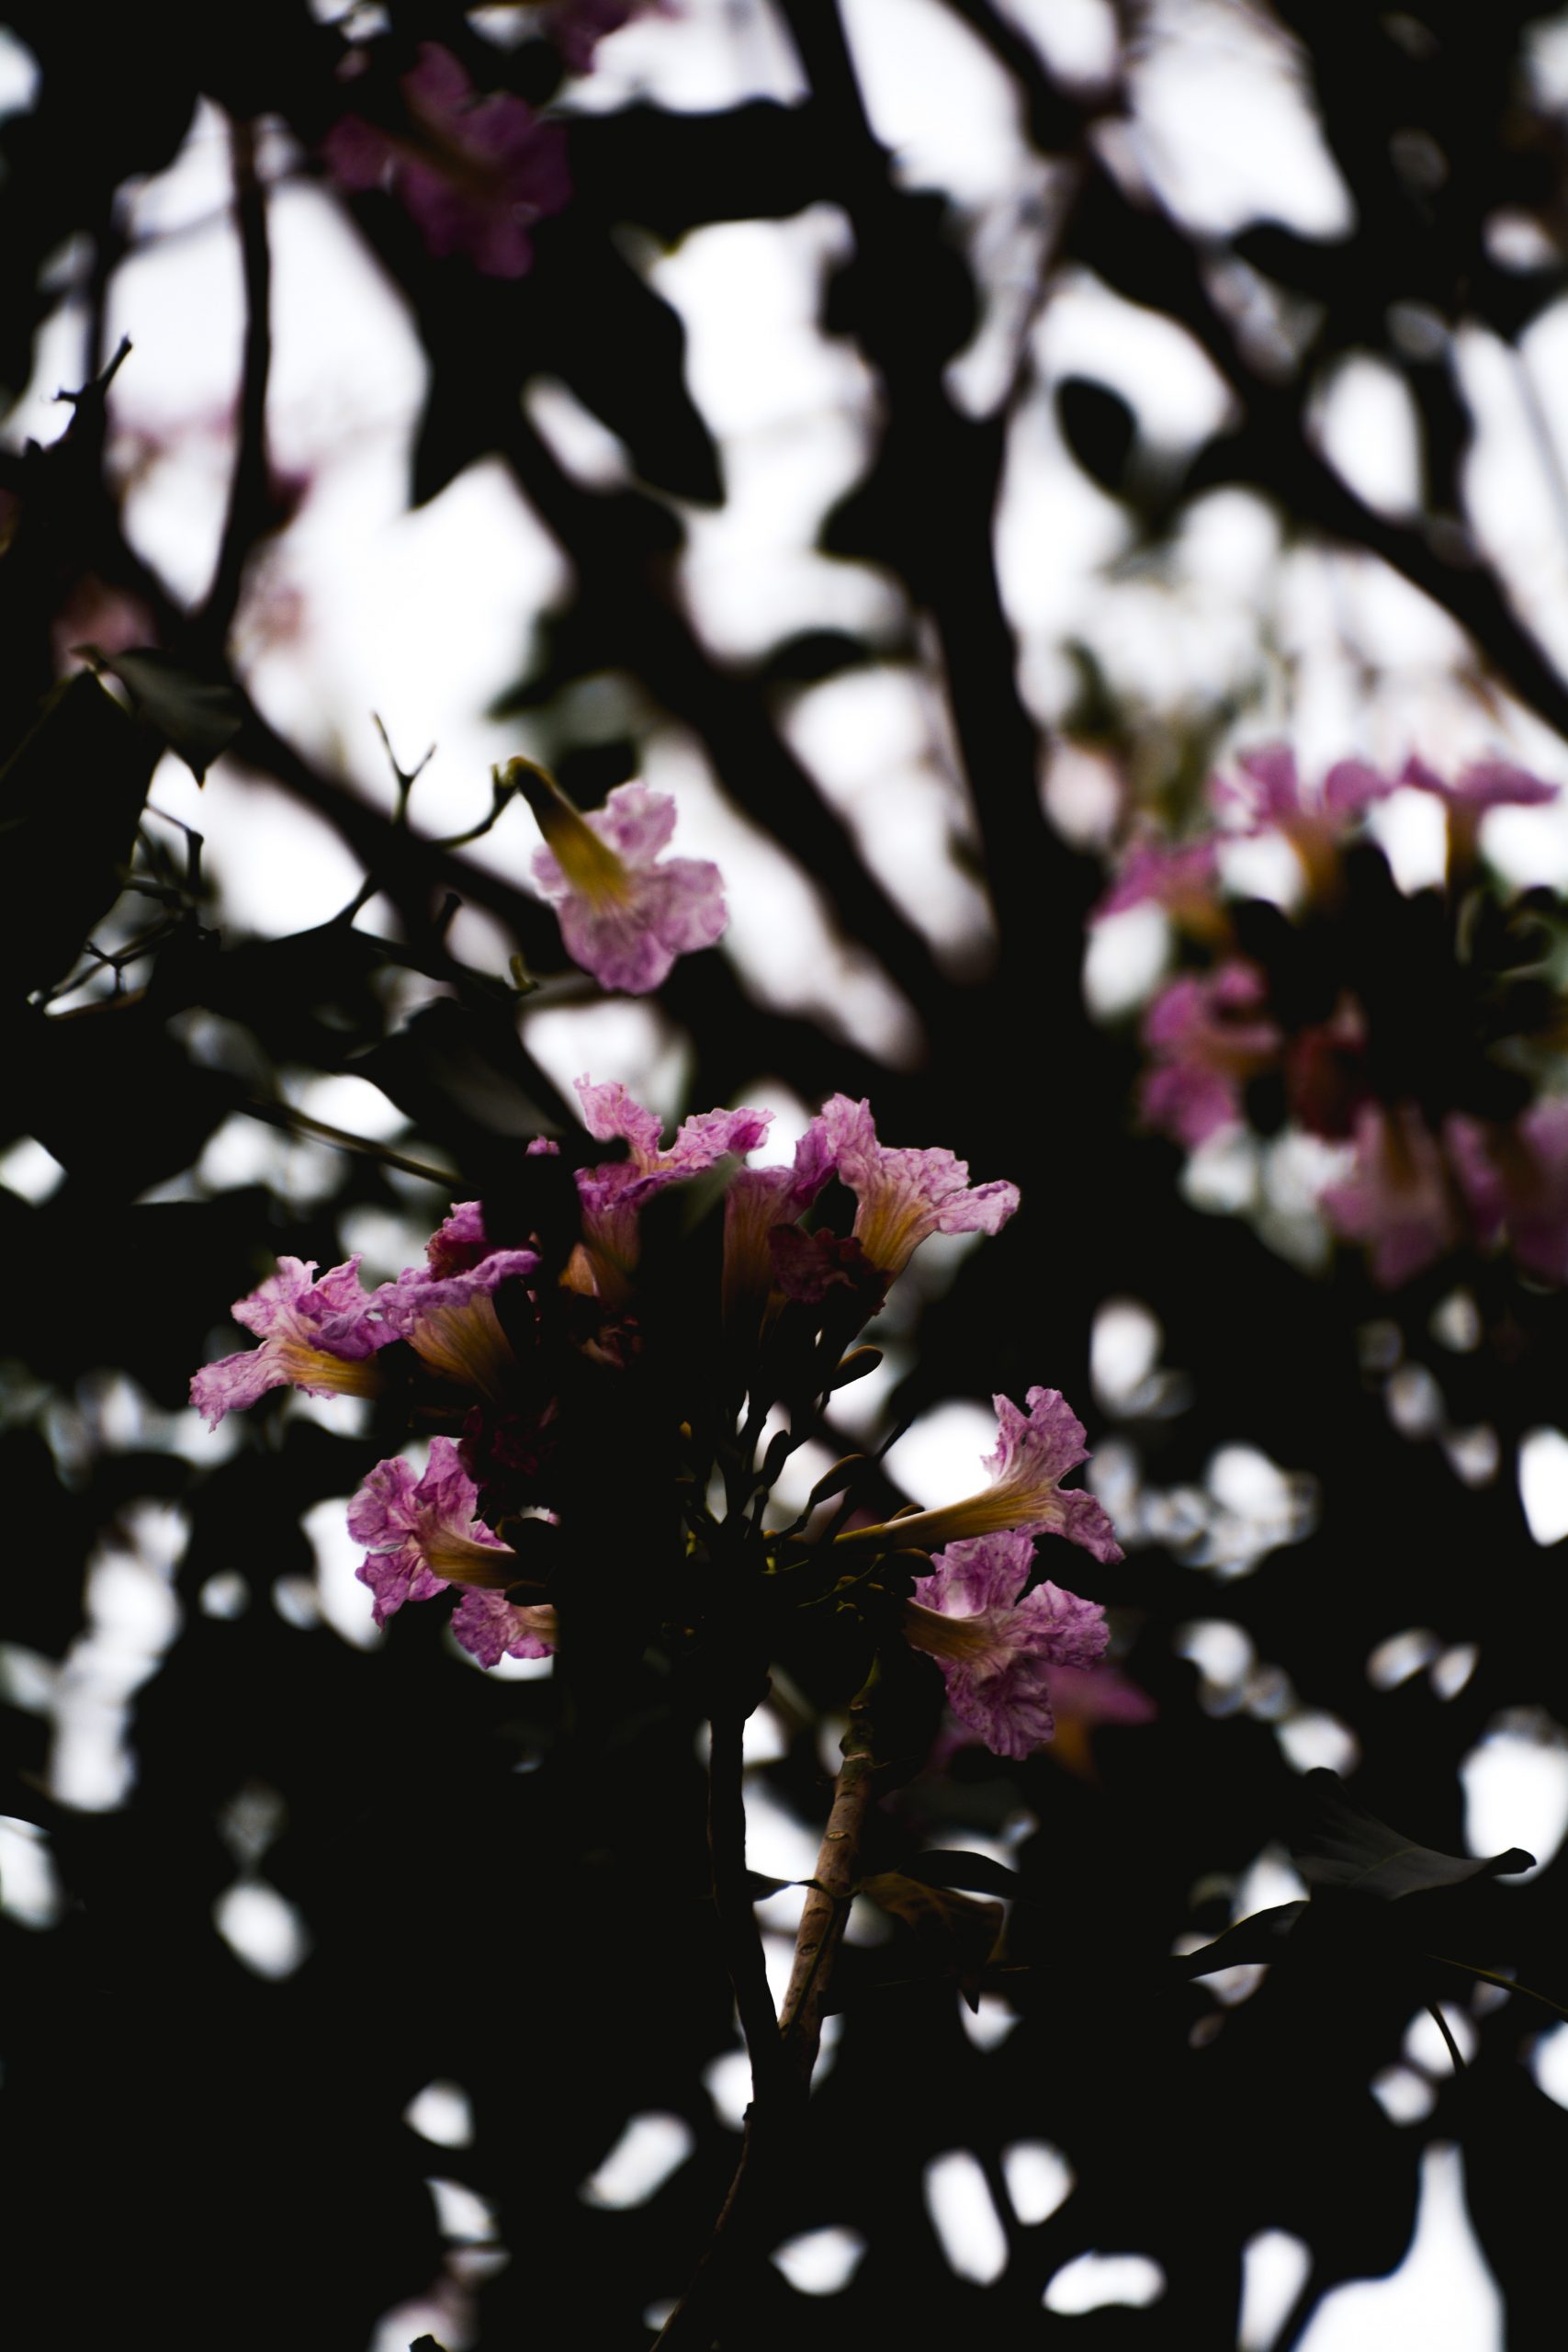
<box><xmin>376</xmin><ymin>1208</ymin><xmax>538</xmax><ymax>1399</ymax></box>
<box><xmin>1402</xmin><ymin>753</ymin><xmax>1557</xmax><ymax>813</ymax></box>
<box><xmin>1320</xmin><ymin>1102</ymin><xmax>1461</xmax><ymax>1285</ymax></box>
<box><xmin>349</xmin><ymin>1437</ymin><xmax>518</xmax><ymax>1626</ymax></box>
<box><xmin>1218</xmin><ymin>744</ymin><xmax>1394</xmax><ymax>831</ymax></box>
<box><xmin>1283</xmin><ymin>997</ymin><xmax>1369</xmax><ymax>1140</ymax></box>
<box><xmin>1095</xmin><ymin>837</ymin><xmax>1222</xmax><ymax>929</ymax></box>
<box><xmin>1139</xmin><ymin>963</ymin><xmax>1281</xmax><ymax>1148</ymax></box>
<box><xmin>324</xmin><ymin>43</ymin><xmax>570</xmax><ymax>277</ymax></box>
<box><xmin>190</xmin><ymin>1256</ymin><xmax>392</xmax><ymax>1427</ymax></box>
<box><xmin>838</xmin><ymin>1387</ymin><xmax>1122</xmax><ymax>1562</ymax></box>
<box><xmin>903</xmin><ymin>1529</ymin><xmax>1109</xmax><ymax>1759</ymax></box>
<box><xmin>572</xmin><ymin>1078</ymin><xmax>771</xmax><ymax>1298</ymax></box>
<box><xmin>818</xmin><ymin>1094</ymin><xmax>1019</xmax><ymax>1284</ymax></box>
<box><xmin>518</xmin><ymin>768</ymin><xmax>728</xmax><ymax>993</ymax></box>
<box><xmin>1448</xmin><ymin>1102</ymin><xmax>1568</xmax><ymax>1283</ymax></box>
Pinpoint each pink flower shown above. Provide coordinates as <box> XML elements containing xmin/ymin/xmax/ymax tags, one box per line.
<box><xmin>451</xmin><ymin>1587</ymin><xmax>558</xmax><ymax>1667</ymax></box>
<box><xmin>903</xmin><ymin>1530</ymin><xmax>1109</xmax><ymax>1759</ymax></box>
<box><xmin>1447</xmin><ymin>1102</ymin><xmax>1568</xmax><ymax>1283</ymax></box>
<box><xmin>571</xmin><ymin>1077</ymin><xmax>771</xmax><ymax>1296</ymax></box>
<box><xmin>374</xmin><ymin>1208</ymin><xmax>538</xmax><ymax>1399</ymax></box>
<box><xmin>817</xmin><ymin>1094</ymin><xmax>1019</xmax><ymax>1283</ymax></box>
<box><xmin>1095</xmin><ymin>838</ymin><xmax>1221</xmax><ymax>926</ymax></box>
<box><xmin>324</xmin><ymin>43</ymin><xmax>570</xmax><ymax>277</ymax></box>
<box><xmin>1320</xmin><ymin>1102</ymin><xmax>1461</xmax><ymax>1285</ymax></box>
<box><xmin>349</xmin><ymin>1437</ymin><xmax>519</xmax><ymax>1627</ymax></box>
<box><xmin>721</xmin><ymin>1116</ymin><xmax>837</xmax><ymax>1326</ymax></box>
<box><xmin>518</xmin><ymin>768</ymin><xmax>727</xmax><ymax>994</ymax></box>
<box><xmin>1402</xmin><ymin>754</ymin><xmax>1557</xmax><ymax>813</ymax></box>
<box><xmin>190</xmin><ymin>1256</ymin><xmax>393</xmax><ymax>1428</ymax></box>
<box><xmin>837</xmin><ymin>1387</ymin><xmax>1122</xmax><ymax>1563</ymax></box>
<box><xmin>1217</xmin><ymin>744</ymin><xmax>1394</xmax><ymax>830</ymax></box>
<box><xmin>1139</xmin><ymin>963</ymin><xmax>1280</xmax><ymax>1149</ymax></box>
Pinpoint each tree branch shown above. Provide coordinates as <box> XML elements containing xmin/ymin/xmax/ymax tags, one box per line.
<box><xmin>198</xmin><ymin>114</ymin><xmax>272</xmax><ymax>652</ymax></box>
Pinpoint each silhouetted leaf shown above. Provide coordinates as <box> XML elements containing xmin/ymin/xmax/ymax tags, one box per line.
<box><xmin>0</xmin><ymin>672</ymin><xmax>159</xmax><ymax>992</ymax></box>
<box><xmin>82</xmin><ymin>646</ymin><xmax>245</xmax><ymax>782</ymax></box>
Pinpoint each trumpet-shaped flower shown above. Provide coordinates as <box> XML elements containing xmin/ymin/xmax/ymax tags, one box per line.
<box><xmin>837</xmin><ymin>1387</ymin><xmax>1122</xmax><ymax>1562</ymax></box>
<box><xmin>375</xmin><ymin>1210</ymin><xmax>538</xmax><ymax>1398</ymax></box>
<box><xmin>1320</xmin><ymin>1102</ymin><xmax>1460</xmax><ymax>1286</ymax></box>
<box><xmin>818</xmin><ymin>1095</ymin><xmax>1019</xmax><ymax>1283</ymax></box>
<box><xmin>451</xmin><ymin>1587</ymin><xmax>559</xmax><ymax>1667</ymax></box>
<box><xmin>190</xmin><ymin>1256</ymin><xmax>393</xmax><ymax>1428</ymax></box>
<box><xmin>904</xmin><ymin>1530</ymin><xmax>1109</xmax><ymax>1759</ymax></box>
<box><xmin>1139</xmin><ymin>962</ymin><xmax>1280</xmax><ymax>1148</ymax></box>
<box><xmin>571</xmin><ymin>1078</ymin><xmax>771</xmax><ymax>1294</ymax></box>
<box><xmin>1447</xmin><ymin>1102</ymin><xmax>1568</xmax><ymax>1283</ymax></box>
<box><xmin>721</xmin><ymin>1114</ymin><xmax>838</xmax><ymax>1317</ymax></box>
<box><xmin>522</xmin><ymin>771</ymin><xmax>728</xmax><ymax>994</ymax></box>
<box><xmin>349</xmin><ymin>1436</ymin><xmax>518</xmax><ymax>1627</ymax></box>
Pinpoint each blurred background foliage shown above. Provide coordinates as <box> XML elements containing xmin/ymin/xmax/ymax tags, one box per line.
<box><xmin>3</xmin><ymin>3</ymin><xmax>1568</xmax><ymax>2346</ymax></box>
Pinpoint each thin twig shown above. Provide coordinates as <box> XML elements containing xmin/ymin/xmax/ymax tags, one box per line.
<box><xmin>706</xmin><ymin>1711</ymin><xmax>786</xmax><ymax>2104</ymax></box>
<box><xmin>778</xmin><ymin>1667</ymin><xmax>878</xmax><ymax>2080</ymax></box>
<box><xmin>200</xmin><ymin>113</ymin><xmax>271</xmax><ymax>649</ymax></box>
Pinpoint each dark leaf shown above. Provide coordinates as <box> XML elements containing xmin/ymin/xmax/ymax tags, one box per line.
<box><xmin>1055</xmin><ymin>376</ymin><xmax>1139</xmax><ymax>499</ymax></box>
<box><xmin>1292</xmin><ymin>1770</ymin><xmax>1534</xmax><ymax>1899</ymax></box>
<box><xmin>1173</xmin><ymin>1902</ymin><xmax>1308</xmax><ymax>1979</ymax></box>
<box><xmin>0</xmin><ymin>672</ymin><xmax>162</xmax><ymax>993</ymax></box>
<box><xmin>81</xmin><ymin>647</ymin><xmax>245</xmax><ymax>783</ymax></box>
<box><xmin>861</xmin><ymin>1870</ymin><xmax>1005</xmax><ymax>2010</ymax></box>
<box><xmin>898</xmin><ymin>1848</ymin><xmax>1023</xmax><ymax>1899</ymax></box>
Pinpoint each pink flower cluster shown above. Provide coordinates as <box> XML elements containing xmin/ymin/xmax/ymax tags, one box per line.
<box><xmin>324</xmin><ymin>44</ymin><xmax>570</xmax><ymax>277</ymax></box>
<box><xmin>192</xmin><ymin>1082</ymin><xmax>1122</xmax><ymax>1757</ymax></box>
<box><xmin>1100</xmin><ymin>742</ymin><xmax>1568</xmax><ymax>1288</ymax></box>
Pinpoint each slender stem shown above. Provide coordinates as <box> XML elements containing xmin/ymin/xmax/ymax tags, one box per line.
<box><xmin>201</xmin><ymin>113</ymin><xmax>272</xmax><ymax>651</ymax></box>
<box><xmin>706</xmin><ymin>1712</ymin><xmax>785</xmax><ymax>2106</ymax></box>
<box><xmin>779</xmin><ymin>1670</ymin><xmax>878</xmax><ymax>2082</ymax></box>
<box><xmin>656</xmin><ymin>1679</ymin><xmax>881</xmax><ymax>2348</ymax></box>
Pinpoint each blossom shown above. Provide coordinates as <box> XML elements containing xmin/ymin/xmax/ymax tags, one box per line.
<box><xmin>324</xmin><ymin>43</ymin><xmax>570</xmax><ymax>277</ymax></box>
<box><xmin>1402</xmin><ymin>754</ymin><xmax>1557</xmax><ymax>813</ymax></box>
<box><xmin>518</xmin><ymin>768</ymin><xmax>727</xmax><ymax>994</ymax></box>
<box><xmin>349</xmin><ymin>1437</ymin><xmax>517</xmax><ymax>1627</ymax></box>
<box><xmin>1447</xmin><ymin>1102</ymin><xmax>1568</xmax><ymax>1283</ymax></box>
<box><xmin>190</xmin><ymin>1256</ymin><xmax>392</xmax><ymax>1428</ymax></box>
<box><xmin>721</xmin><ymin>1115</ymin><xmax>838</xmax><ymax>1326</ymax></box>
<box><xmin>817</xmin><ymin>1094</ymin><xmax>1019</xmax><ymax>1283</ymax></box>
<box><xmin>1320</xmin><ymin>1102</ymin><xmax>1461</xmax><ymax>1285</ymax></box>
<box><xmin>903</xmin><ymin>1530</ymin><xmax>1109</xmax><ymax>1759</ymax></box>
<box><xmin>1138</xmin><ymin>963</ymin><xmax>1281</xmax><ymax>1149</ymax></box>
<box><xmin>451</xmin><ymin>1587</ymin><xmax>558</xmax><ymax>1668</ymax></box>
<box><xmin>376</xmin><ymin>1210</ymin><xmax>539</xmax><ymax>1399</ymax></box>
<box><xmin>1095</xmin><ymin>837</ymin><xmax>1221</xmax><ymax>927</ymax></box>
<box><xmin>571</xmin><ymin>1077</ymin><xmax>772</xmax><ymax>1295</ymax></box>
<box><xmin>1217</xmin><ymin>744</ymin><xmax>1394</xmax><ymax>831</ymax></box>
<box><xmin>837</xmin><ymin>1387</ymin><xmax>1122</xmax><ymax>1563</ymax></box>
